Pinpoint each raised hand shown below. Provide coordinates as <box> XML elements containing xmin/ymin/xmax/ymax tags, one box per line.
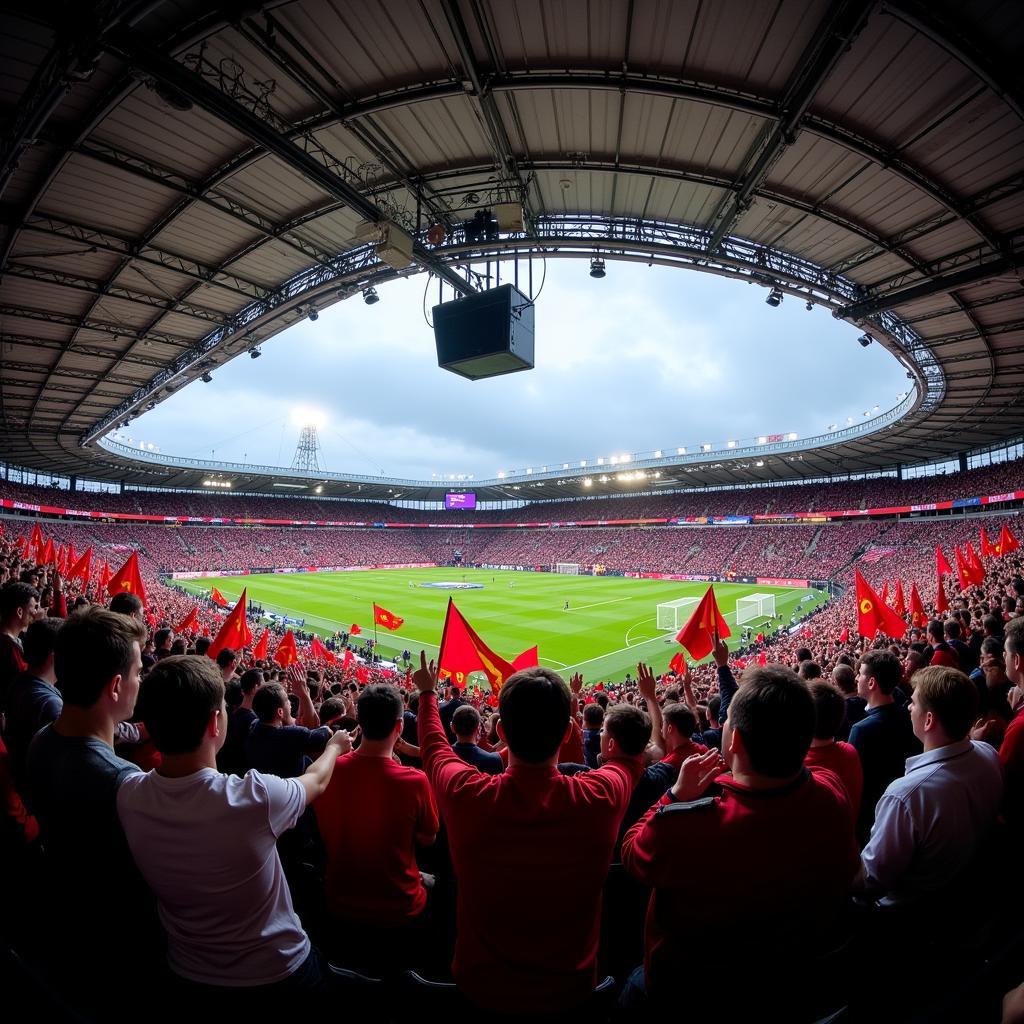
<box><xmin>712</xmin><ymin>635</ymin><xmax>729</xmax><ymax>668</ymax></box>
<box><xmin>671</xmin><ymin>749</ymin><xmax>725</xmax><ymax>803</ymax></box>
<box><xmin>636</xmin><ymin>662</ymin><xmax>657</xmax><ymax>702</ymax></box>
<box><xmin>569</xmin><ymin>672</ymin><xmax>583</xmax><ymax>696</ymax></box>
<box><xmin>413</xmin><ymin>650</ymin><xmax>438</xmax><ymax>693</ymax></box>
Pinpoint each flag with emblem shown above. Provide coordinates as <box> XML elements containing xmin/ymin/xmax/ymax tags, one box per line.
<box><xmin>909</xmin><ymin>583</ymin><xmax>927</xmax><ymax>627</ymax></box>
<box><xmin>310</xmin><ymin>635</ymin><xmax>337</xmax><ymax>664</ymax></box>
<box><xmin>274</xmin><ymin>630</ymin><xmax>299</xmax><ymax>668</ymax></box>
<box><xmin>998</xmin><ymin>524</ymin><xmax>1020</xmax><ymax>556</ymax></box>
<box><xmin>511</xmin><ymin>646</ymin><xmax>539</xmax><ymax>672</ymax></box>
<box><xmin>28</xmin><ymin>523</ymin><xmax>44</xmax><ymax>560</ymax></box>
<box><xmin>669</xmin><ymin>651</ymin><xmax>687</xmax><ymax>675</ymax></box>
<box><xmin>437</xmin><ymin>598</ymin><xmax>516</xmax><ymax>692</ymax></box>
<box><xmin>67</xmin><ymin>545</ymin><xmax>93</xmax><ymax>585</ymax></box>
<box><xmin>211</xmin><ymin>587</ymin><xmax>229</xmax><ymax>608</ymax></box>
<box><xmin>107</xmin><ymin>551</ymin><xmax>147</xmax><ymax>608</ymax></box>
<box><xmin>373</xmin><ymin>603</ymin><xmax>404</xmax><ymax>631</ymax></box>
<box><xmin>980</xmin><ymin>527</ymin><xmax>995</xmax><ymax>558</ymax></box>
<box><xmin>855</xmin><ymin>570</ymin><xmax>907</xmax><ymax>639</ymax></box>
<box><xmin>175</xmin><ymin>605</ymin><xmax>200</xmax><ymax>634</ymax></box>
<box><xmin>207</xmin><ymin>589</ymin><xmax>252</xmax><ymax>660</ymax></box>
<box><xmin>674</xmin><ymin>585</ymin><xmax>731</xmax><ymax>661</ymax></box>
<box><xmin>892</xmin><ymin>580</ymin><xmax>906</xmax><ymax>617</ymax></box>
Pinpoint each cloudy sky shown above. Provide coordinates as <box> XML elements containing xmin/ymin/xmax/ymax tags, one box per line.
<box><xmin>123</xmin><ymin>260</ymin><xmax>909</xmax><ymax>481</ymax></box>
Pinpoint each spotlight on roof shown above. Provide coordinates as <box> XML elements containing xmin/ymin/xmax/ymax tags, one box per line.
<box><xmin>363</xmin><ymin>286</ymin><xmax>379</xmax><ymax>305</ymax></box>
<box><xmin>805</xmin><ymin>299</ymin><xmax>814</xmax><ymax>311</ymax></box>
<box><xmin>858</xmin><ymin>333</ymin><xmax>873</xmax><ymax>347</ymax></box>
<box><xmin>766</xmin><ymin>287</ymin><xmax>783</xmax><ymax>307</ymax></box>
<box><xmin>201</xmin><ymin>372</ymin><xmax>213</xmax><ymax>383</ymax></box>
<box><xmin>308</xmin><ymin>308</ymin><xmax>318</xmax><ymax>322</ymax></box>
<box><xmin>589</xmin><ymin>257</ymin><xmax>606</xmax><ymax>279</ymax></box>
<box><xmin>249</xmin><ymin>347</ymin><xmax>261</xmax><ymax>359</ymax></box>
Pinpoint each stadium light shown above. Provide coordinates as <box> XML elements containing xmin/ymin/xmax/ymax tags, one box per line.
<box><xmin>315</xmin><ymin>485</ymin><xmax>323</xmax><ymax>494</ymax></box>
<box><xmin>654</xmin><ymin>450</ymin><xmax>662</xmax><ymax>458</ymax></box>
<box><xmin>580</xmin><ymin>460</ymin><xmax>586</xmax><ymax>467</ymax></box>
<box><xmin>308</xmin><ymin>308</ymin><xmax>318</xmax><ymax>322</ymax></box>
<box><xmin>589</xmin><ymin>257</ymin><xmax>606</xmax><ymax>279</ymax></box>
<box><xmin>677</xmin><ymin>447</ymin><xmax>686</xmax><ymax>455</ymax></box>
<box><xmin>201</xmin><ymin>372</ymin><xmax>212</xmax><ymax>383</ymax></box>
<box><xmin>805</xmin><ymin>299</ymin><xmax>813</xmax><ymax>311</ymax></box>
<box><xmin>363</xmin><ymin>286</ymin><xmax>379</xmax><ymax>305</ymax></box>
<box><xmin>291</xmin><ymin>406</ymin><xmax>326</xmax><ymax>429</ymax></box>
<box><xmin>701</xmin><ymin>444</ymin><xmax>712</xmax><ymax>452</ymax></box>
<box><xmin>757</xmin><ymin>436</ymin><xmax>767</xmax><ymax>444</ymax></box>
<box><xmin>788</xmin><ymin>432</ymin><xmax>798</xmax><ymax>440</ymax></box>
<box><xmin>610</xmin><ymin>456</ymin><xmax>618</xmax><ymax>465</ymax></box>
<box><xmin>249</xmin><ymin>347</ymin><xmax>261</xmax><ymax>359</ymax></box>
<box><xmin>756</xmin><ymin>460</ymin><xmax>764</xmax><ymax>467</ymax></box>
<box><xmin>583</xmin><ymin>478</ymin><xmax>592</xmax><ymax>487</ymax></box>
<box><xmin>599</xmin><ymin>475</ymin><xmax>608</xmax><ymax>483</ymax></box>
<box><xmin>727</xmin><ymin>440</ymin><xmax>736</xmax><ymax>448</ymax></box>
<box><xmin>766</xmin><ymin>287</ymin><xmax>783</xmax><ymax>307</ymax></box>
<box><xmin>858</xmin><ymin>334</ymin><xmax>872</xmax><ymax>347</ymax></box>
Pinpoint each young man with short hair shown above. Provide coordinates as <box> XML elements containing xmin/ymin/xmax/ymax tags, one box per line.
<box><xmin>621</xmin><ymin>660</ymin><xmax>858</xmax><ymax>1011</ymax></box>
<box><xmin>117</xmin><ymin>655</ymin><xmax>352</xmax><ymax>999</ymax></box>
<box><xmin>804</xmin><ymin>680</ymin><xmax>863</xmax><ymax>818</ymax></box>
<box><xmin>850</xmin><ymin>649</ymin><xmax>921</xmax><ymax>842</ymax></box>
<box><xmin>998</xmin><ymin>618</ymin><xmax>1024</xmax><ymax>836</ymax></box>
<box><xmin>216</xmin><ymin>666</ymin><xmax>262</xmax><ymax>775</ymax></box>
<box><xmin>415</xmin><ymin>656</ymin><xmax>644</xmax><ymax>1014</ymax></box>
<box><xmin>315</xmin><ymin>683</ymin><xmax>438</xmax><ymax>927</ymax></box>
<box><xmin>0</xmin><ymin>581</ymin><xmax>40</xmax><ymax>713</ymax></box>
<box><xmin>860</xmin><ymin>666</ymin><xmax>1002</xmax><ymax>904</ymax></box>
<box><xmin>451</xmin><ymin>704</ymin><xmax>504</xmax><ymax>774</ymax></box>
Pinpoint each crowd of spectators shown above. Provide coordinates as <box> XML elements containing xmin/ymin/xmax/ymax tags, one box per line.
<box><xmin>2</xmin><ymin>463</ymin><xmax>1024</xmax><ymax>1020</ymax></box>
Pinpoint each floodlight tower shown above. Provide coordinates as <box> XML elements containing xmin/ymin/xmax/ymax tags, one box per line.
<box><xmin>291</xmin><ymin>423</ymin><xmax>323</xmax><ymax>473</ymax></box>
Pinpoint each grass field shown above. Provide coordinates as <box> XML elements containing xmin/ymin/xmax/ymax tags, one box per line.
<box><xmin>179</xmin><ymin>568</ymin><xmax>827</xmax><ymax>683</ymax></box>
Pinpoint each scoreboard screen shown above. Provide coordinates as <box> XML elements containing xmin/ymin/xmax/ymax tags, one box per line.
<box><xmin>444</xmin><ymin>492</ymin><xmax>477</xmax><ymax>510</ymax></box>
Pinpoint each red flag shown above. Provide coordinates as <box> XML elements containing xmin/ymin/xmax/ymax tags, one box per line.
<box><xmin>838</xmin><ymin>626</ymin><xmax>849</xmax><ymax>644</ymax></box>
<box><xmin>107</xmin><ymin>551</ymin><xmax>147</xmax><ymax>608</ymax></box>
<box><xmin>373</xmin><ymin>603</ymin><xmax>404</xmax><ymax>631</ymax></box>
<box><xmin>40</xmin><ymin>537</ymin><xmax>56</xmax><ymax>566</ymax></box>
<box><xmin>309</xmin><ymin>635</ymin><xmax>337</xmax><ymax>664</ymax></box>
<box><xmin>936</xmin><ymin>546</ymin><xmax>953</xmax><ymax>577</ymax></box>
<box><xmin>954</xmin><ymin>546</ymin><xmax>973</xmax><ymax>592</ymax></box>
<box><xmin>175</xmin><ymin>606</ymin><xmax>200</xmax><ymax>634</ymax></box>
<box><xmin>211</xmin><ymin>587</ymin><xmax>229</xmax><ymax>608</ymax></box>
<box><xmin>909</xmin><ymin>583</ymin><xmax>927</xmax><ymax>628</ymax></box>
<box><xmin>674</xmin><ymin>585</ymin><xmax>731</xmax><ymax>661</ymax></box>
<box><xmin>28</xmin><ymin>523</ymin><xmax>44</xmax><ymax>559</ymax></box>
<box><xmin>65</xmin><ymin>543</ymin><xmax>76</xmax><ymax>571</ymax></box>
<box><xmin>936</xmin><ymin>574</ymin><xmax>949</xmax><ymax>615</ymax></box>
<box><xmin>511</xmin><ymin>646</ymin><xmax>539</xmax><ymax>671</ymax></box>
<box><xmin>342</xmin><ymin>649</ymin><xmax>355</xmax><ymax>671</ymax></box>
<box><xmin>980</xmin><ymin>527</ymin><xmax>995</xmax><ymax>558</ymax></box>
<box><xmin>998</xmin><ymin>524</ymin><xmax>1020</xmax><ymax>556</ymax></box>
<box><xmin>67</xmin><ymin>546</ymin><xmax>93</xmax><ymax>584</ymax></box>
<box><xmin>207</xmin><ymin>589</ymin><xmax>252</xmax><ymax>659</ymax></box>
<box><xmin>56</xmin><ymin>543</ymin><xmax>67</xmax><ymax>574</ymax></box>
<box><xmin>757</xmin><ymin>651</ymin><xmax>767</xmax><ymax>666</ymax></box>
<box><xmin>855</xmin><ymin>570</ymin><xmax>907</xmax><ymax>639</ymax></box>
<box><xmin>274</xmin><ymin>630</ymin><xmax>299</xmax><ymax>668</ymax></box>
<box><xmin>437</xmin><ymin>598</ymin><xmax>516</xmax><ymax>692</ymax></box>
<box><xmin>880</xmin><ymin>580</ymin><xmax>889</xmax><ymax>608</ymax></box>
<box><xmin>964</xmin><ymin>541</ymin><xmax>985</xmax><ymax>585</ymax></box>
<box><xmin>669</xmin><ymin>651</ymin><xmax>687</xmax><ymax>674</ymax></box>
<box><xmin>252</xmin><ymin>628</ymin><xmax>270</xmax><ymax>662</ymax></box>
<box><xmin>892</xmin><ymin>580</ymin><xmax>906</xmax><ymax>617</ymax></box>
<box><xmin>98</xmin><ymin>561</ymin><xmax>112</xmax><ymax>593</ymax></box>
<box><xmin>349</xmin><ymin>623</ymin><xmax>362</xmax><ymax>636</ymax></box>
<box><xmin>355</xmin><ymin>665</ymin><xmax>370</xmax><ymax>685</ymax></box>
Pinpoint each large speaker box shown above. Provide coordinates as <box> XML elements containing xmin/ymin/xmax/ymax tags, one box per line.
<box><xmin>432</xmin><ymin>283</ymin><xmax>535</xmax><ymax>380</ymax></box>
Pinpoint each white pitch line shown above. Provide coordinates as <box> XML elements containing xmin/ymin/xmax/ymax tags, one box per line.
<box><xmin>563</xmin><ymin>596</ymin><xmax>633</xmax><ymax>613</ymax></box>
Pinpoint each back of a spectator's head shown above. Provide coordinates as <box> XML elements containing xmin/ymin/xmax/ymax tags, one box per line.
<box><xmin>215</xmin><ymin>648</ymin><xmax>237</xmax><ymax>672</ymax></box>
<box><xmin>108</xmin><ymin>591</ymin><xmax>144</xmax><ymax>620</ymax></box>
<box><xmin>797</xmin><ymin>660</ymin><xmax>822</xmax><ymax>681</ymax></box>
<box><xmin>498</xmin><ymin>667</ymin><xmax>570</xmax><ymax>764</ymax></box>
<box><xmin>983</xmin><ymin>613</ymin><xmax>1001</xmax><ymax>636</ymax></box>
<box><xmin>357</xmin><ymin>683</ymin><xmax>403</xmax><ymax>739</ymax></box>
<box><xmin>706</xmin><ymin>694</ymin><xmax>721</xmax><ymax>725</ymax></box>
<box><xmin>795</xmin><ymin>647</ymin><xmax>812</xmax><ymax>665</ymax></box>
<box><xmin>926</xmin><ymin>619</ymin><xmax>945</xmax><ymax>643</ymax></box>
<box><xmin>981</xmin><ymin>635</ymin><xmax>1004</xmax><ymax>660</ymax></box>
<box><xmin>808</xmin><ymin>681</ymin><xmax>846</xmax><ymax>741</ymax></box>
<box><xmin>603</xmin><ymin>703</ymin><xmax>651</xmax><ymax>757</ymax></box>
<box><xmin>407</xmin><ymin>692</ymin><xmax>419</xmax><ymax>715</ymax></box>
<box><xmin>171</xmin><ymin>637</ymin><xmax>187</xmax><ymax>655</ymax></box>
<box><xmin>583</xmin><ymin>703</ymin><xmax>604</xmax><ymax>728</ymax></box>
<box><xmin>595</xmin><ymin>691</ymin><xmax>609</xmax><ymax>710</ymax></box>
<box><xmin>452</xmin><ymin>704</ymin><xmax>482</xmax><ymax>740</ymax></box>
<box><xmin>860</xmin><ymin>650</ymin><xmax>901</xmax><ymax>695</ymax></box>
<box><xmin>831</xmin><ymin>663</ymin><xmax>856</xmax><ymax>695</ymax></box>
<box><xmin>662</xmin><ymin>702</ymin><xmax>697</xmax><ymax>742</ymax></box>
<box><xmin>252</xmin><ymin>682</ymin><xmax>288</xmax><ymax>724</ymax></box>
<box><xmin>224</xmin><ymin>680</ymin><xmax>242</xmax><ymax>711</ymax></box>
<box><xmin>1005</xmin><ymin>617</ymin><xmax>1024</xmax><ymax>683</ymax></box>
<box><xmin>138</xmin><ymin>655</ymin><xmax>225</xmax><ymax>755</ymax></box>
<box><xmin>0</xmin><ymin>581</ymin><xmax>39</xmax><ymax>624</ymax></box>
<box><xmin>727</xmin><ymin>666</ymin><xmax>814</xmax><ymax>778</ymax></box>
<box><xmin>194</xmin><ymin>636</ymin><xmax>211</xmax><ymax>657</ymax></box>
<box><xmin>448</xmin><ymin>684</ymin><xmax>461</xmax><ymax>698</ymax></box>
<box><xmin>943</xmin><ymin>619</ymin><xmax>962</xmax><ymax>640</ymax></box>
<box><xmin>319</xmin><ymin>697</ymin><xmax>345</xmax><ymax>726</ymax></box>
<box><xmin>22</xmin><ymin>616</ymin><xmax>61</xmax><ymax>669</ymax></box>
<box><xmin>154</xmin><ymin>627</ymin><xmax>173</xmax><ymax>650</ymax></box>
<box><xmin>911</xmin><ymin>666</ymin><xmax>979</xmax><ymax>742</ymax></box>
<box><xmin>239</xmin><ymin>668</ymin><xmax>263</xmax><ymax>695</ymax></box>
<box><xmin>56</xmin><ymin>606</ymin><xmax>146</xmax><ymax>709</ymax></box>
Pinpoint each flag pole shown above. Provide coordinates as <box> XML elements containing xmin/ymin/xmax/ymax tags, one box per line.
<box><xmin>373</xmin><ymin>604</ymin><xmax>378</xmax><ymax>649</ymax></box>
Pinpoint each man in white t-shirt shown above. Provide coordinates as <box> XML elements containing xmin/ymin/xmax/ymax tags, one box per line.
<box><xmin>117</xmin><ymin>654</ymin><xmax>352</xmax><ymax>1005</ymax></box>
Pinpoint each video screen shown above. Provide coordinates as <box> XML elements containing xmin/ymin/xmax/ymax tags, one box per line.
<box><xmin>444</xmin><ymin>492</ymin><xmax>476</xmax><ymax>510</ymax></box>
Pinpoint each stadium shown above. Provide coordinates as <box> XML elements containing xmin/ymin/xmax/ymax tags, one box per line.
<box><xmin>1</xmin><ymin>1</ymin><xmax>1023</xmax><ymax>1021</ymax></box>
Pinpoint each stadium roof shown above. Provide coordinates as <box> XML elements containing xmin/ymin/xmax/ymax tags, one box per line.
<box><xmin>1</xmin><ymin>0</ymin><xmax>1022</xmax><ymax>502</ymax></box>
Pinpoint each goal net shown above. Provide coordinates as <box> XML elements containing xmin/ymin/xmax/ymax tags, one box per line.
<box><xmin>553</xmin><ymin>562</ymin><xmax>581</xmax><ymax>575</ymax></box>
<box><xmin>656</xmin><ymin>597</ymin><xmax>700</xmax><ymax>631</ymax></box>
<box><xmin>736</xmin><ymin>593</ymin><xmax>776</xmax><ymax>625</ymax></box>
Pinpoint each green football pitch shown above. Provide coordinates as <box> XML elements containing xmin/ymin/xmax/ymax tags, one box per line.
<box><xmin>179</xmin><ymin>568</ymin><xmax>827</xmax><ymax>684</ymax></box>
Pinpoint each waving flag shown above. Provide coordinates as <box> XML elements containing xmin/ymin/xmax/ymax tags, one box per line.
<box><xmin>40</xmin><ymin>538</ymin><xmax>57</xmax><ymax>566</ymax></box>
<box><xmin>349</xmin><ymin>623</ymin><xmax>362</xmax><ymax>636</ymax></box>
<box><xmin>669</xmin><ymin>651</ymin><xmax>688</xmax><ymax>675</ymax></box>
<box><xmin>28</xmin><ymin>523</ymin><xmax>44</xmax><ymax>560</ymax></box>
<box><xmin>964</xmin><ymin>541</ymin><xmax>985</xmax><ymax>585</ymax></box>
<box><xmin>67</xmin><ymin>546</ymin><xmax>93</xmax><ymax>585</ymax></box>
<box><xmin>512</xmin><ymin>646</ymin><xmax>539</xmax><ymax>671</ymax></box>
<box><xmin>107</xmin><ymin>551</ymin><xmax>147</xmax><ymax>608</ymax></box>
<box><xmin>838</xmin><ymin>626</ymin><xmax>849</xmax><ymax>644</ymax></box>
<box><xmin>674</xmin><ymin>585</ymin><xmax>731</xmax><ymax>661</ymax></box>
<box><xmin>309</xmin><ymin>635</ymin><xmax>337</xmax><ymax>664</ymax></box>
<box><xmin>438</xmin><ymin>598</ymin><xmax>516</xmax><ymax>692</ymax></box>
<box><xmin>252</xmin><ymin>628</ymin><xmax>270</xmax><ymax>662</ymax></box>
<box><xmin>954</xmin><ymin>546</ymin><xmax>973</xmax><ymax>592</ymax></box>
<box><xmin>998</xmin><ymin>524</ymin><xmax>1020</xmax><ymax>556</ymax></box>
<box><xmin>936</xmin><ymin>574</ymin><xmax>949</xmax><ymax>615</ymax></box>
<box><xmin>373</xmin><ymin>604</ymin><xmax>404</xmax><ymax>631</ymax></box>
<box><xmin>175</xmin><ymin>605</ymin><xmax>200</xmax><ymax>634</ymax></box>
<box><xmin>892</xmin><ymin>580</ymin><xmax>906</xmax><ymax>617</ymax></box>
<box><xmin>207</xmin><ymin>589</ymin><xmax>252</xmax><ymax>660</ymax></box>
<box><xmin>909</xmin><ymin>583</ymin><xmax>927</xmax><ymax>628</ymax></box>
<box><xmin>936</xmin><ymin>545</ymin><xmax>953</xmax><ymax>577</ymax></box>
<box><xmin>274</xmin><ymin>630</ymin><xmax>299</xmax><ymax>668</ymax></box>
<box><xmin>980</xmin><ymin>527</ymin><xmax>995</xmax><ymax>558</ymax></box>
<box><xmin>855</xmin><ymin>571</ymin><xmax>907</xmax><ymax>639</ymax></box>
<box><xmin>211</xmin><ymin>587</ymin><xmax>229</xmax><ymax>608</ymax></box>
<box><xmin>342</xmin><ymin>649</ymin><xmax>355</xmax><ymax>672</ymax></box>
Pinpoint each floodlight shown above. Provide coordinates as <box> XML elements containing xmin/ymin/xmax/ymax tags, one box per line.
<box><xmin>249</xmin><ymin>347</ymin><xmax>261</xmax><ymax>359</ymax></box>
<box><xmin>858</xmin><ymin>334</ymin><xmax>872</xmax><ymax>347</ymax></box>
<box><xmin>201</xmin><ymin>372</ymin><xmax>213</xmax><ymax>383</ymax></box>
<box><xmin>308</xmin><ymin>308</ymin><xmax>319</xmax><ymax>322</ymax></box>
<box><xmin>766</xmin><ymin>287</ymin><xmax>783</xmax><ymax>307</ymax></box>
<box><xmin>589</xmin><ymin>257</ymin><xmax>606</xmax><ymax>279</ymax></box>
<box><xmin>363</xmin><ymin>287</ymin><xmax>379</xmax><ymax>305</ymax></box>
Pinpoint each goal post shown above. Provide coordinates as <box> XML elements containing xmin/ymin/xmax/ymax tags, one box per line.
<box><xmin>736</xmin><ymin>593</ymin><xmax>776</xmax><ymax>625</ymax></box>
<box><xmin>656</xmin><ymin>597</ymin><xmax>700</xmax><ymax>631</ymax></box>
<box><xmin>553</xmin><ymin>562</ymin><xmax>581</xmax><ymax>575</ymax></box>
